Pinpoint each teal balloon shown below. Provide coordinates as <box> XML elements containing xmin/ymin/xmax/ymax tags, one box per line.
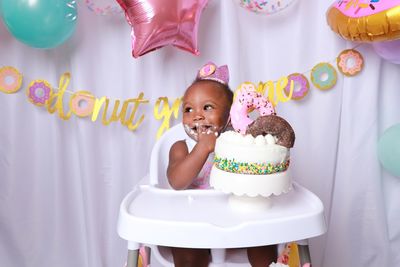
<box><xmin>378</xmin><ymin>123</ymin><xmax>400</xmax><ymax>177</ymax></box>
<box><xmin>0</xmin><ymin>0</ymin><xmax>77</xmax><ymax>48</ymax></box>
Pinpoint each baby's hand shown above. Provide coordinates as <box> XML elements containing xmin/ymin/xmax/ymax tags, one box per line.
<box><xmin>197</xmin><ymin>125</ymin><xmax>218</xmax><ymax>153</ymax></box>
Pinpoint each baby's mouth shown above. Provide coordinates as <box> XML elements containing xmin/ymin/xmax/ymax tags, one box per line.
<box><xmin>191</xmin><ymin>123</ymin><xmax>213</xmax><ymax>132</ymax></box>
<box><xmin>184</xmin><ymin>123</ymin><xmax>216</xmax><ymax>139</ymax></box>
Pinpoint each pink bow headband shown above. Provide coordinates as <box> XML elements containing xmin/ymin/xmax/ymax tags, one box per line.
<box><xmin>197</xmin><ymin>62</ymin><xmax>229</xmax><ymax>85</ymax></box>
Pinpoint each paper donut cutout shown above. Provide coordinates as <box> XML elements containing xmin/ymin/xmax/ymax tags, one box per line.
<box><xmin>26</xmin><ymin>80</ymin><xmax>53</xmax><ymax>106</ymax></box>
<box><xmin>337</xmin><ymin>49</ymin><xmax>364</xmax><ymax>76</ymax></box>
<box><xmin>0</xmin><ymin>66</ymin><xmax>23</xmax><ymax>94</ymax></box>
<box><xmin>283</xmin><ymin>73</ymin><xmax>310</xmax><ymax>101</ymax></box>
<box><xmin>326</xmin><ymin>0</ymin><xmax>400</xmax><ymax>42</ymax></box>
<box><xmin>69</xmin><ymin>91</ymin><xmax>95</xmax><ymax>117</ymax></box>
<box><xmin>310</xmin><ymin>63</ymin><xmax>338</xmax><ymax>90</ymax></box>
<box><xmin>199</xmin><ymin>63</ymin><xmax>216</xmax><ymax>77</ymax></box>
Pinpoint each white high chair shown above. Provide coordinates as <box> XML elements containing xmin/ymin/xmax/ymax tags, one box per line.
<box><xmin>118</xmin><ymin>123</ymin><xmax>327</xmax><ymax>267</ymax></box>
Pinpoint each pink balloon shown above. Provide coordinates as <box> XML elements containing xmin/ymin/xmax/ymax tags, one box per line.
<box><xmin>372</xmin><ymin>39</ymin><xmax>400</xmax><ymax>65</ymax></box>
<box><xmin>116</xmin><ymin>0</ymin><xmax>208</xmax><ymax>58</ymax></box>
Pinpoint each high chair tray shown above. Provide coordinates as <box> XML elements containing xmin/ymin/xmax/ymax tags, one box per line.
<box><xmin>118</xmin><ymin>182</ymin><xmax>326</xmax><ymax>249</ymax></box>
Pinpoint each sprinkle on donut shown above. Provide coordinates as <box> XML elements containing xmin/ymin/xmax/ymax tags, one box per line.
<box><xmin>230</xmin><ymin>82</ymin><xmax>275</xmax><ymax>134</ymax></box>
<box><xmin>230</xmin><ymin>82</ymin><xmax>295</xmax><ymax>148</ymax></box>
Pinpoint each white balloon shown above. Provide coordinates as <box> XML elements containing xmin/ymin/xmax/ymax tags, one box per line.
<box><xmin>235</xmin><ymin>0</ymin><xmax>298</xmax><ymax>15</ymax></box>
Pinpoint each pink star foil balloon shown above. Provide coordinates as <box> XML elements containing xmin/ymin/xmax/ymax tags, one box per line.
<box><xmin>116</xmin><ymin>0</ymin><xmax>208</xmax><ymax>58</ymax></box>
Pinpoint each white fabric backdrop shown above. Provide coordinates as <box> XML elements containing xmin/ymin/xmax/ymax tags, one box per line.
<box><xmin>1</xmin><ymin>0</ymin><xmax>400</xmax><ymax>266</ymax></box>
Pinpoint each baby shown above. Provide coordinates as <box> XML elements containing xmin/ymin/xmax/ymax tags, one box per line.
<box><xmin>167</xmin><ymin>62</ymin><xmax>277</xmax><ymax>267</ymax></box>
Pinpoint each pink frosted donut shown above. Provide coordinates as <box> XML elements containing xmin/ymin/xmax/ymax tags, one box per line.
<box><xmin>230</xmin><ymin>83</ymin><xmax>275</xmax><ymax>134</ymax></box>
<box><xmin>0</xmin><ymin>66</ymin><xmax>23</xmax><ymax>94</ymax></box>
<box><xmin>337</xmin><ymin>49</ymin><xmax>364</xmax><ymax>76</ymax></box>
<box><xmin>283</xmin><ymin>73</ymin><xmax>309</xmax><ymax>101</ymax></box>
<box><xmin>69</xmin><ymin>91</ymin><xmax>95</xmax><ymax>117</ymax></box>
<box><xmin>26</xmin><ymin>79</ymin><xmax>53</xmax><ymax>106</ymax></box>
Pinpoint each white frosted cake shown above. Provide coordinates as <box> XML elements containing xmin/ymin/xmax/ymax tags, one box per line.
<box><xmin>210</xmin><ymin>83</ymin><xmax>295</xmax><ymax>203</ymax></box>
<box><xmin>210</xmin><ymin>129</ymin><xmax>292</xmax><ymax>197</ymax></box>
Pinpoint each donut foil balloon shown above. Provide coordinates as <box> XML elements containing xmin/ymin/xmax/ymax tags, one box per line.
<box><xmin>326</xmin><ymin>0</ymin><xmax>400</xmax><ymax>42</ymax></box>
<box><xmin>237</xmin><ymin>0</ymin><xmax>298</xmax><ymax>15</ymax></box>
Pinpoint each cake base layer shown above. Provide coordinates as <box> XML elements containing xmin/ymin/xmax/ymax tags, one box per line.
<box><xmin>210</xmin><ymin>167</ymin><xmax>292</xmax><ymax>197</ymax></box>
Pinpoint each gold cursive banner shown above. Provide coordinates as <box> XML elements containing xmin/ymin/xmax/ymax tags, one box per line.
<box><xmin>0</xmin><ymin>47</ymin><xmax>364</xmax><ymax>138</ymax></box>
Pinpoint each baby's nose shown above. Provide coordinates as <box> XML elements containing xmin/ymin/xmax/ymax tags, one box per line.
<box><xmin>194</xmin><ymin>113</ymin><xmax>205</xmax><ymax>121</ymax></box>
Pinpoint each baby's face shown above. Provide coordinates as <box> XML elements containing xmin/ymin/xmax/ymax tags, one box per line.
<box><xmin>182</xmin><ymin>81</ymin><xmax>230</xmax><ymax>141</ymax></box>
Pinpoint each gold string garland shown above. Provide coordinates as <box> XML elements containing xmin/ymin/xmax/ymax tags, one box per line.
<box><xmin>0</xmin><ymin>47</ymin><xmax>365</xmax><ymax>138</ymax></box>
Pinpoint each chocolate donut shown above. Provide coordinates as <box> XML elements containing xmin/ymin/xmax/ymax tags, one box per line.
<box><xmin>246</xmin><ymin>115</ymin><xmax>295</xmax><ymax>148</ymax></box>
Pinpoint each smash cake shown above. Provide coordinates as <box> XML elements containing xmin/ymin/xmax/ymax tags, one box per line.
<box><xmin>210</xmin><ymin>83</ymin><xmax>295</xmax><ymax>206</ymax></box>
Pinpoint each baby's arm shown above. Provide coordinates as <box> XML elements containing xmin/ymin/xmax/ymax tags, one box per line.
<box><xmin>167</xmin><ymin>128</ymin><xmax>217</xmax><ymax>190</ymax></box>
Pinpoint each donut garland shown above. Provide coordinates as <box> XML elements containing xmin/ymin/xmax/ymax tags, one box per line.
<box><xmin>311</xmin><ymin>63</ymin><xmax>338</xmax><ymax>91</ymax></box>
<box><xmin>69</xmin><ymin>91</ymin><xmax>96</xmax><ymax>117</ymax></box>
<box><xmin>0</xmin><ymin>46</ymin><xmax>366</xmax><ymax>135</ymax></box>
<box><xmin>0</xmin><ymin>66</ymin><xmax>23</xmax><ymax>94</ymax></box>
<box><xmin>26</xmin><ymin>80</ymin><xmax>53</xmax><ymax>106</ymax></box>
<box><xmin>337</xmin><ymin>49</ymin><xmax>364</xmax><ymax>76</ymax></box>
<box><xmin>283</xmin><ymin>73</ymin><xmax>310</xmax><ymax>100</ymax></box>
<box><xmin>282</xmin><ymin>48</ymin><xmax>363</xmax><ymax>101</ymax></box>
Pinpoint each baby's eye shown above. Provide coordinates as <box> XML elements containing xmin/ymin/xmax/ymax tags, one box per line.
<box><xmin>204</xmin><ymin>104</ymin><xmax>213</xmax><ymax>111</ymax></box>
<box><xmin>184</xmin><ymin>107</ymin><xmax>193</xmax><ymax>113</ymax></box>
